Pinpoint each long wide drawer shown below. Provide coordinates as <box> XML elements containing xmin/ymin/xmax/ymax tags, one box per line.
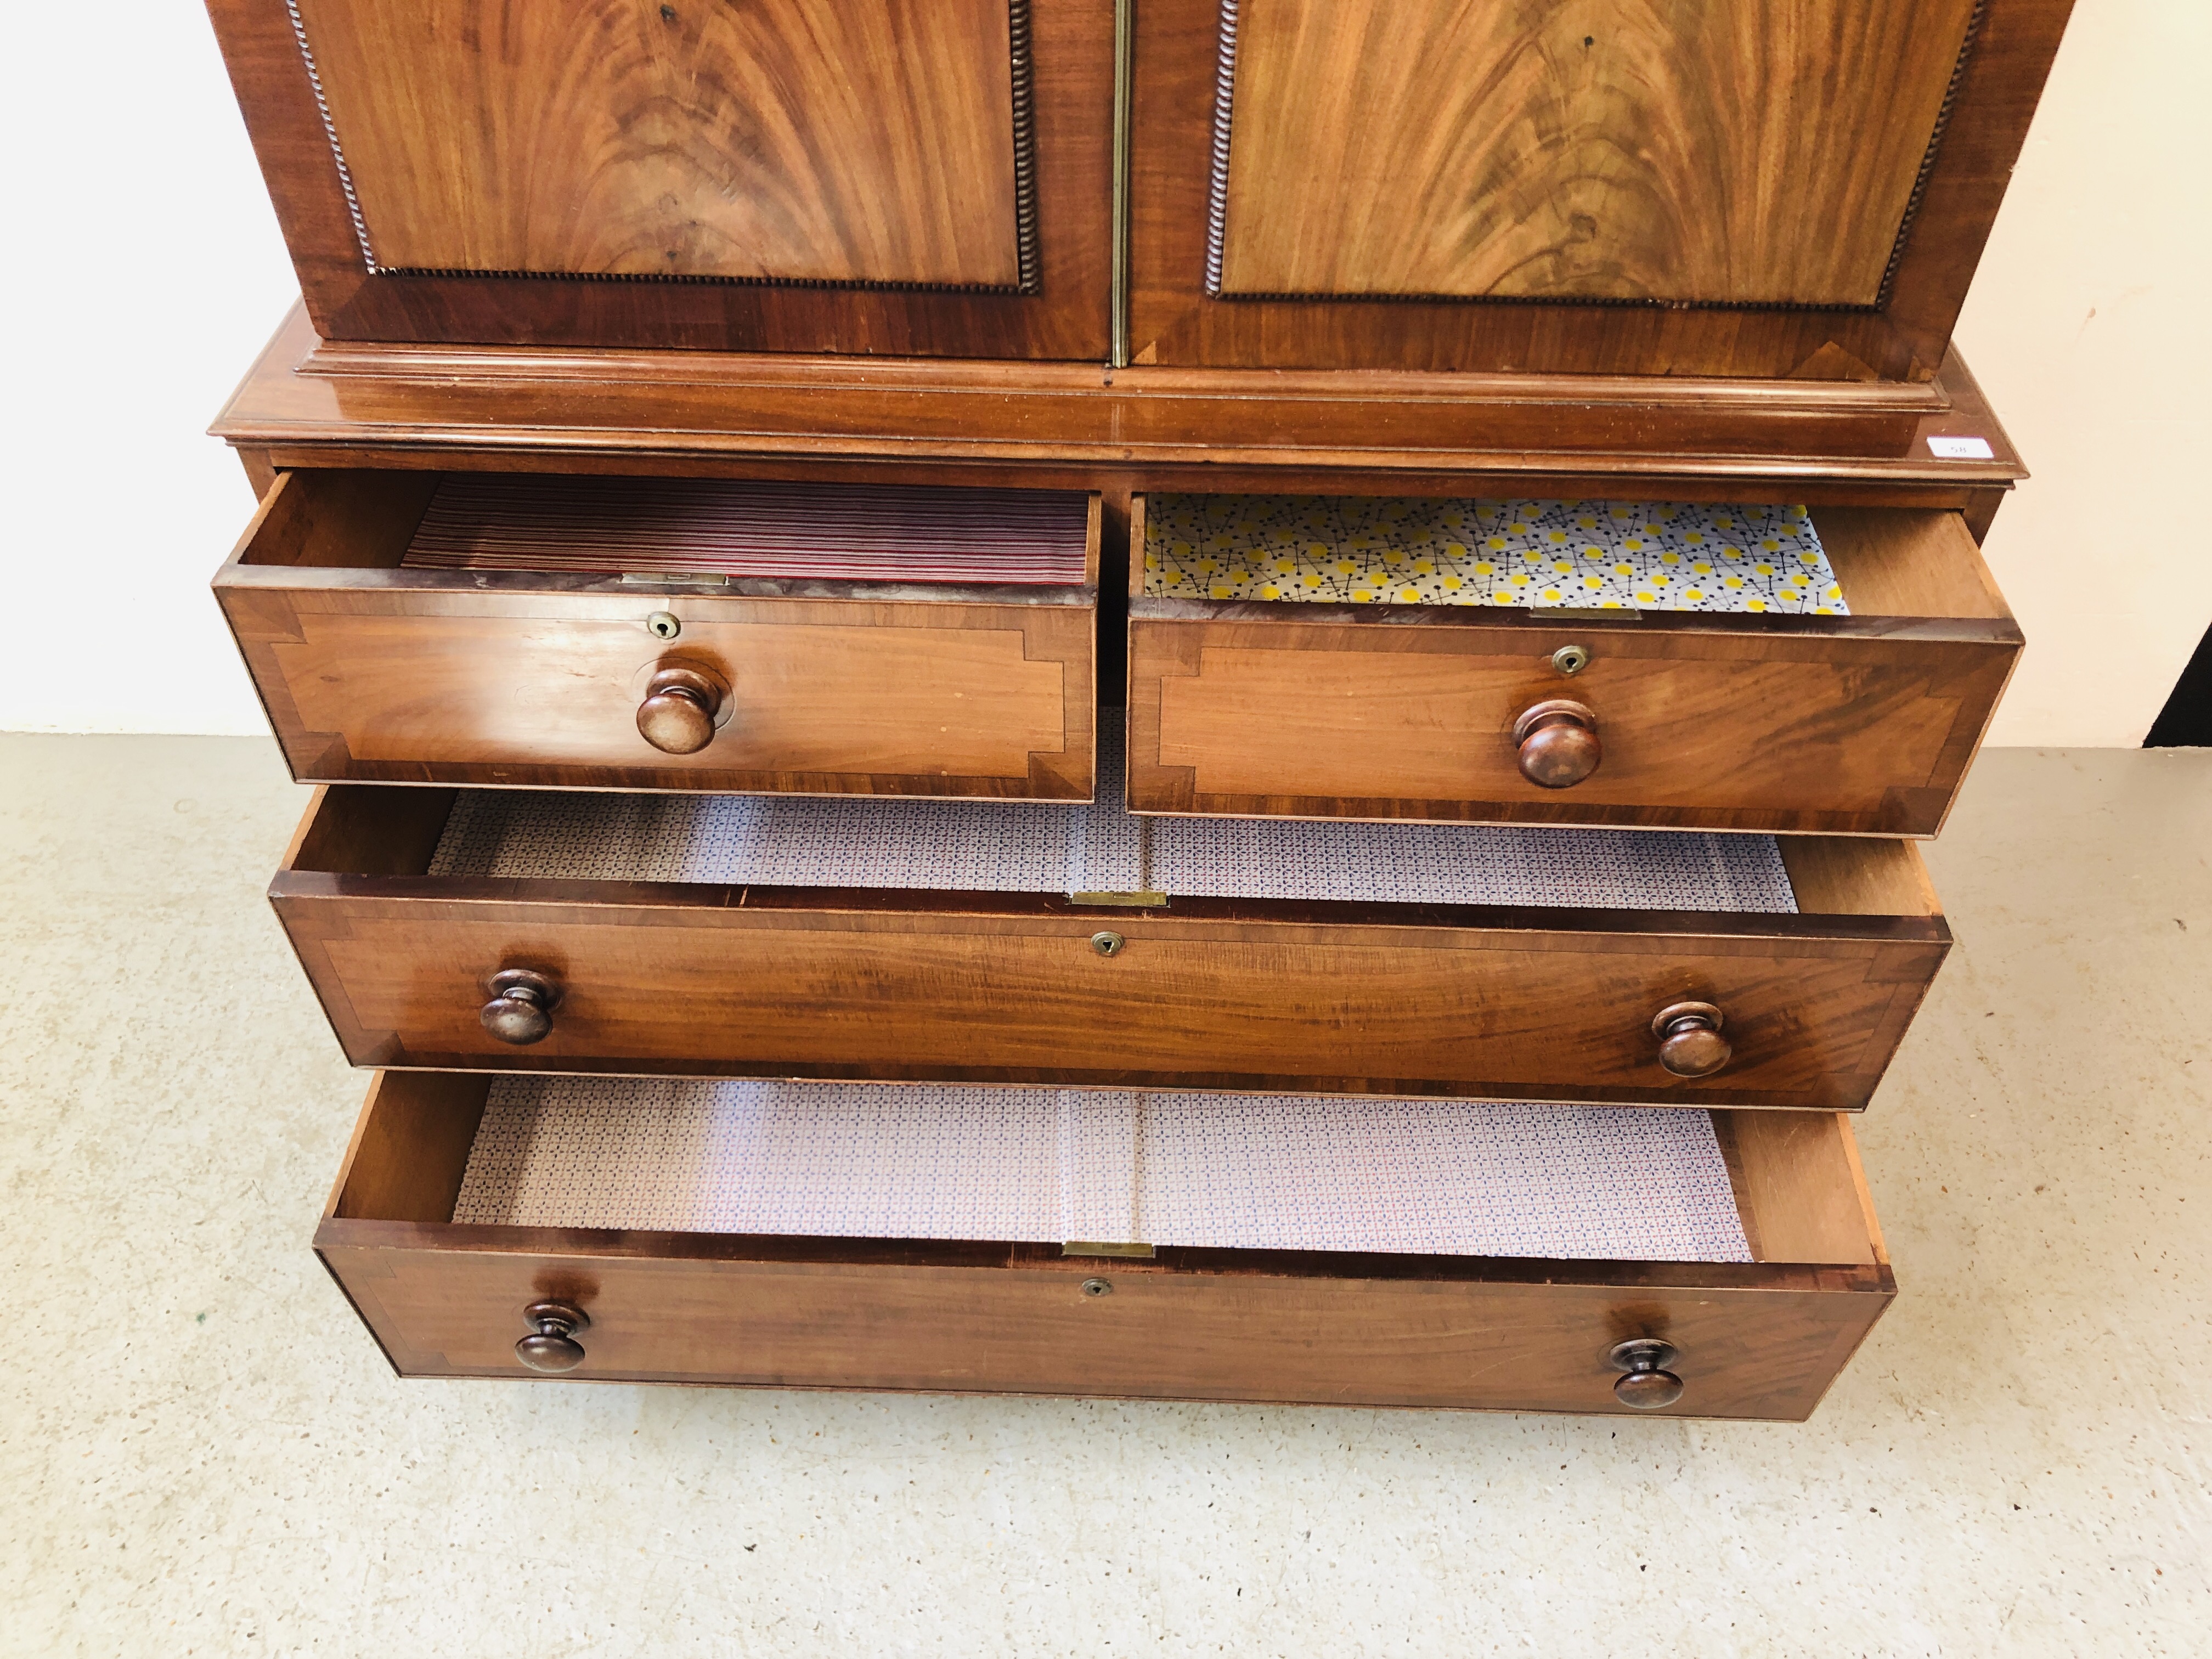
<box><xmin>216</xmin><ymin>470</ymin><xmax>1100</xmax><ymax>799</ymax></box>
<box><xmin>1127</xmin><ymin>494</ymin><xmax>2021</xmax><ymax>834</ymax></box>
<box><xmin>318</xmin><ymin>1073</ymin><xmax>1894</xmax><ymax>1420</ymax></box>
<box><xmin>271</xmin><ymin>773</ymin><xmax>1948</xmax><ymax>1109</ymax></box>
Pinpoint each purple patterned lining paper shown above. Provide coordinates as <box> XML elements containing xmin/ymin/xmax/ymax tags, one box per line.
<box><xmin>430</xmin><ymin>724</ymin><xmax>1797</xmax><ymax>913</ymax></box>
<box><xmin>453</xmin><ymin>1077</ymin><xmax>1752</xmax><ymax>1263</ymax></box>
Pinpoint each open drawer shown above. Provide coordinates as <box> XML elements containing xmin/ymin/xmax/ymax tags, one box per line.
<box><xmin>318</xmin><ymin>1072</ymin><xmax>1894</xmax><ymax>1420</ymax></box>
<box><xmin>1126</xmin><ymin>495</ymin><xmax>2021</xmax><ymax>834</ymax></box>
<box><xmin>215</xmin><ymin>470</ymin><xmax>1099</xmax><ymax>799</ymax></box>
<box><xmin>270</xmin><ymin>737</ymin><xmax>1949</xmax><ymax>1109</ymax></box>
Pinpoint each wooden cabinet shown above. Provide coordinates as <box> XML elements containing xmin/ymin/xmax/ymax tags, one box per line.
<box><xmin>200</xmin><ymin>0</ymin><xmax>2057</xmax><ymax>1421</ymax></box>
<box><xmin>320</xmin><ymin>1071</ymin><xmax>1893</xmax><ymax>1420</ymax></box>
<box><xmin>200</xmin><ymin>306</ymin><xmax>2036</xmax><ymax>1414</ymax></box>
<box><xmin>207</xmin><ymin>0</ymin><xmax>1113</xmax><ymax>356</ymax></box>
<box><xmin>1130</xmin><ymin>0</ymin><xmax>2075</xmax><ymax>377</ymax></box>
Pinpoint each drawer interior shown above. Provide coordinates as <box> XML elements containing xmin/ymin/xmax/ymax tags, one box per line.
<box><xmin>1134</xmin><ymin>494</ymin><xmax>2007</xmax><ymax>623</ymax></box>
<box><xmin>403</xmin><ymin>722</ymin><xmax>1807</xmax><ymax>911</ymax></box>
<box><xmin>233</xmin><ymin>469</ymin><xmax>1101</xmax><ymax>586</ymax></box>
<box><xmin>332</xmin><ymin>1073</ymin><xmax>1884</xmax><ymax>1270</ymax></box>
<box><xmin>285</xmin><ymin>721</ymin><xmax>1942</xmax><ymax>920</ymax></box>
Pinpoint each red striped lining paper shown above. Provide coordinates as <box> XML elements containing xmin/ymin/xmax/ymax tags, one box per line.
<box><xmin>402</xmin><ymin>475</ymin><xmax>1093</xmax><ymax>585</ymax></box>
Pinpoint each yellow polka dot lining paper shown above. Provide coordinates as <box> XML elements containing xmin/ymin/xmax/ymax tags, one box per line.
<box><xmin>1142</xmin><ymin>496</ymin><xmax>1848</xmax><ymax>614</ymax></box>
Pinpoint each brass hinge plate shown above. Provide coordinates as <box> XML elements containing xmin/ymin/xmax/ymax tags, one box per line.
<box><xmin>1069</xmin><ymin>890</ymin><xmax>1169</xmax><ymax>909</ymax></box>
<box><xmin>1063</xmin><ymin>1240</ymin><xmax>1156</xmax><ymax>1259</ymax></box>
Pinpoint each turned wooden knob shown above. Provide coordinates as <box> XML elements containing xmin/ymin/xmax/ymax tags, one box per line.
<box><xmin>1513</xmin><ymin>698</ymin><xmax>1601</xmax><ymax>788</ymax></box>
<box><xmin>1609</xmin><ymin>1338</ymin><xmax>1684</xmax><ymax>1409</ymax></box>
<box><xmin>481</xmin><ymin>967</ymin><xmax>562</xmax><ymax>1046</ymax></box>
<box><xmin>515</xmin><ymin>1301</ymin><xmax>590</xmax><ymax>1373</ymax></box>
<box><xmin>636</xmin><ymin>665</ymin><xmax>725</xmax><ymax>755</ymax></box>
<box><xmin>1651</xmin><ymin>1001</ymin><xmax>1731</xmax><ymax>1077</ymax></box>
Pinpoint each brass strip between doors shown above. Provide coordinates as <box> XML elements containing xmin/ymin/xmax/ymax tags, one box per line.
<box><xmin>1110</xmin><ymin>0</ymin><xmax>1135</xmax><ymax>368</ymax></box>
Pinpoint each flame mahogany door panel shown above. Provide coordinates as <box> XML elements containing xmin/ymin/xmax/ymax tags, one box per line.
<box><xmin>1129</xmin><ymin>0</ymin><xmax>2075</xmax><ymax>376</ymax></box>
<box><xmin>206</xmin><ymin>0</ymin><xmax>1112</xmax><ymax>355</ymax></box>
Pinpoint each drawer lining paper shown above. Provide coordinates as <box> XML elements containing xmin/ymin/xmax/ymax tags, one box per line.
<box><xmin>430</xmin><ymin>724</ymin><xmax>1799</xmax><ymax>912</ymax></box>
<box><xmin>452</xmin><ymin>1076</ymin><xmax>1754</xmax><ymax>1263</ymax></box>
<box><xmin>1143</xmin><ymin>496</ymin><xmax>1848</xmax><ymax>613</ymax></box>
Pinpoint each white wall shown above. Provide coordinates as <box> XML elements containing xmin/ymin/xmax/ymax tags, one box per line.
<box><xmin>1957</xmin><ymin>0</ymin><xmax>2212</xmax><ymax>743</ymax></box>
<box><xmin>0</xmin><ymin>1</ymin><xmax>297</xmax><ymax>736</ymax></box>
<box><xmin>0</xmin><ymin>0</ymin><xmax>2202</xmax><ymax>741</ymax></box>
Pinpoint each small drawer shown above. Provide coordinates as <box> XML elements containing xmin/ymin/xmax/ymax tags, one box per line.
<box><xmin>216</xmin><ymin>470</ymin><xmax>1099</xmax><ymax>799</ymax></box>
<box><xmin>270</xmin><ymin>738</ymin><xmax>1948</xmax><ymax>1110</ymax></box>
<box><xmin>1126</xmin><ymin>494</ymin><xmax>2021</xmax><ymax>834</ymax></box>
<box><xmin>318</xmin><ymin>1072</ymin><xmax>1894</xmax><ymax>1420</ymax></box>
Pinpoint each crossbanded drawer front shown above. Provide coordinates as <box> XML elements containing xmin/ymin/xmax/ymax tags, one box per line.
<box><xmin>318</xmin><ymin>1073</ymin><xmax>1892</xmax><ymax>1419</ymax></box>
<box><xmin>1126</xmin><ymin>494</ymin><xmax>2021</xmax><ymax>834</ymax></box>
<box><xmin>271</xmin><ymin>730</ymin><xmax>1946</xmax><ymax>1108</ymax></box>
<box><xmin>216</xmin><ymin>469</ymin><xmax>1099</xmax><ymax>799</ymax></box>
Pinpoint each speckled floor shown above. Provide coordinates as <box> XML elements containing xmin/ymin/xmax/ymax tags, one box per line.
<box><xmin>2</xmin><ymin>736</ymin><xmax>2205</xmax><ymax>1657</ymax></box>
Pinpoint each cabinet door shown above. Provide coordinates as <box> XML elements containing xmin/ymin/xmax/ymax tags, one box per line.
<box><xmin>210</xmin><ymin>0</ymin><xmax>1109</xmax><ymax>356</ymax></box>
<box><xmin>1128</xmin><ymin>0</ymin><xmax>2073</xmax><ymax>377</ymax></box>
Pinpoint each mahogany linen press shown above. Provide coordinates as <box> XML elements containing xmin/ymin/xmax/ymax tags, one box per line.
<box><xmin>201</xmin><ymin>0</ymin><xmax>2068</xmax><ymax>1418</ymax></box>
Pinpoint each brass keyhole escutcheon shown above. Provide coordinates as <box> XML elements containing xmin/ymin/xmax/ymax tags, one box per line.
<box><xmin>1081</xmin><ymin>1278</ymin><xmax>1113</xmax><ymax>1297</ymax></box>
<box><xmin>1091</xmin><ymin>932</ymin><xmax>1125</xmax><ymax>957</ymax></box>
<box><xmin>1550</xmin><ymin>644</ymin><xmax>1591</xmax><ymax>676</ymax></box>
<box><xmin>646</xmin><ymin>611</ymin><xmax>681</xmax><ymax>641</ymax></box>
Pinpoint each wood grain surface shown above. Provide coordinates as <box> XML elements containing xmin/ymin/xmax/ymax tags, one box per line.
<box><xmin>283</xmin><ymin>784</ymin><xmax>456</xmax><ymax>879</ymax></box>
<box><xmin>205</xmin><ymin>0</ymin><xmax>1111</xmax><ymax>354</ymax></box>
<box><xmin>326</xmin><ymin>1071</ymin><xmax>490</xmax><ymax>1223</ymax></box>
<box><xmin>1125</xmin><ymin>506</ymin><xmax>2019</xmax><ymax>834</ymax></box>
<box><xmin>212</xmin><ymin>307</ymin><xmax>2029</xmax><ymax>509</ymax></box>
<box><xmin>208</xmin><ymin>0</ymin><xmax>2070</xmax><ymax>367</ymax></box>
<box><xmin>294</xmin><ymin>0</ymin><xmax>1022</xmax><ymax>287</ymax></box>
<box><xmin>270</xmin><ymin>790</ymin><xmax>1949</xmax><ymax>1109</ymax></box>
<box><xmin>316</xmin><ymin>1073</ymin><xmax>1893</xmax><ymax>1418</ymax></box>
<box><xmin>216</xmin><ymin>471</ymin><xmax>1097</xmax><ymax>798</ymax></box>
<box><xmin>1776</xmin><ymin>838</ymin><xmax>1941</xmax><ymax>922</ymax></box>
<box><xmin>1711</xmin><ymin>1110</ymin><xmax>1882</xmax><ymax>1266</ymax></box>
<box><xmin>1215</xmin><ymin>0</ymin><xmax>1978</xmax><ymax>306</ymax></box>
<box><xmin>1131</xmin><ymin>0</ymin><xmax>2078</xmax><ymax>376</ymax></box>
